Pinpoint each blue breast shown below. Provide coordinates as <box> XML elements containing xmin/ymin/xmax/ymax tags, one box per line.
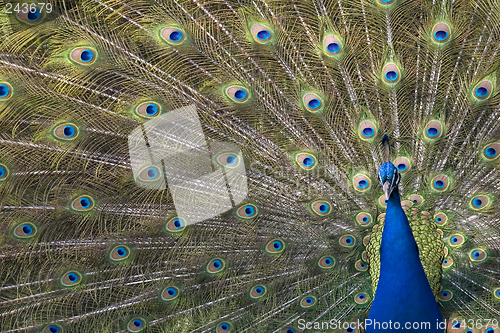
<box><xmin>367</xmin><ymin>188</ymin><xmax>444</xmax><ymax>332</ymax></box>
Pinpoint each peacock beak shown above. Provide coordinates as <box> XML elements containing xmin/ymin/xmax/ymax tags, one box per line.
<box><xmin>383</xmin><ymin>180</ymin><xmax>394</xmax><ymax>201</ymax></box>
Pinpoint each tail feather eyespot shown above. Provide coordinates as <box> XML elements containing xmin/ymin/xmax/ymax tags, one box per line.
<box><xmin>226</xmin><ymin>86</ymin><xmax>250</xmax><ymax>103</ymax></box>
<box><xmin>109</xmin><ymin>245</ymin><xmax>131</xmax><ymax>262</ymax></box>
<box><xmin>161</xmin><ymin>27</ymin><xmax>186</xmax><ymax>45</ymax></box>
<box><xmin>382</xmin><ymin>63</ymin><xmax>401</xmax><ymax>84</ymax></box>
<box><xmin>135</xmin><ymin>102</ymin><xmax>161</xmax><ymax>118</ymax></box>
<box><xmin>70</xmin><ymin>47</ymin><xmax>97</xmax><ymax>65</ymax></box>
<box><xmin>339</xmin><ymin>235</ymin><xmax>356</xmax><ymax>247</ymax></box>
<box><xmin>323</xmin><ymin>35</ymin><xmax>343</xmax><ymax>56</ymax></box>
<box><xmin>249</xmin><ymin>285</ymin><xmax>268</xmax><ymax>299</ymax></box>
<box><xmin>473</xmin><ymin>80</ymin><xmax>493</xmax><ymax>100</ymax></box>
<box><xmin>356</xmin><ymin>212</ymin><xmax>372</xmax><ymax>226</ymax></box>
<box><xmin>161</xmin><ymin>286</ymin><xmax>180</xmax><ymax>301</ymax></box>
<box><xmin>431</xmin><ymin>175</ymin><xmax>449</xmax><ymax>191</ymax></box>
<box><xmin>359</xmin><ymin>120</ymin><xmax>377</xmax><ymax>140</ymax></box>
<box><xmin>71</xmin><ymin>195</ymin><xmax>95</xmax><ymax>212</ymax></box>
<box><xmin>424</xmin><ymin>121</ymin><xmax>443</xmax><ymax>139</ymax></box>
<box><xmin>52</xmin><ymin>123</ymin><xmax>79</xmax><ymax>140</ymax></box>
<box><xmin>318</xmin><ymin>256</ymin><xmax>335</xmax><ymax>269</ymax></box>
<box><xmin>236</xmin><ymin>204</ymin><xmax>258</xmax><ymax>219</ymax></box>
<box><xmin>303</xmin><ymin>93</ymin><xmax>324</xmax><ymax>112</ymax></box>
<box><xmin>61</xmin><ymin>271</ymin><xmax>82</xmax><ymax>287</ymax></box>
<box><xmin>353</xmin><ymin>174</ymin><xmax>371</xmax><ymax>192</ymax></box>
<box><xmin>266</xmin><ymin>239</ymin><xmax>285</xmax><ymax>254</ymax></box>
<box><xmin>469</xmin><ymin>248</ymin><xmax>487</xmax><ymax>262</ymax></box>
<box><xmin>206</xmin><ymin>258</ymin><xmax>226</xmax><ymax>273</ymax></box>
<box><xmin>127</xmin><ymin>318</ymin><xmax>146</xmax><ymax>332</ymax></box>
<box><xmin>165</xmin><ymin>216</ymin><xmax>187</xmax><ymax>233</ymax></box>
<box><xmin>432</xmin><ymin>23</ymin><xmax>451</xmax><ymax>43</ymax></box>
<box><xmin>299</xmin><ymin>295</ymin><xmax>317</xmax><ymax>308</ymax></box>
<box><xmin>17</xmin><ymin>6</ymin><xmax>45</xmax><ymax>24</ymax></box>
<box><xmin>470</xmin><ymin>195</ymin><xmax>491</xmax><ymax>210</ymax></box>
<box><xmin>43</xmin><ymin>324</ymin><xmax>63</xmax><ymax>333</ymax></box>
<box><xmin>13</xmin><ymin>222</ymin><xmax>37</xmax><ymax>239</ymax></box>
<box><xmin>295</xmin><ymin>152</ymin><xmax>317</xmax><ymax>170</ymax></box>
<box><xmin>309</xmin><ymin>200</ymin><xmax>332</xmax><ymax>216</ymax></box>
<box><xmin>0</xmin><ymin>83</ymin><xmax>13</xmax><ymax>100</ymax></box>
<box><xmin>251</xmin><ymin>24</ymin><xmax>273</xmax><ymax>43</ymax></box>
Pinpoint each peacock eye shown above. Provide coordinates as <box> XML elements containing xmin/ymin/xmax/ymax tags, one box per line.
<box><xmin>17</xmin><ymin>6</ymin><xmax>45</xmax><ymax>24</ymax></box>
<box><xmin>109</xmin><ymin>245</ymin><xmax>131</xmax><ymax>262</ymax></box>
<box><xmin>161</xmin><ymin>286</ymin><xmax>180</xmax><ymax>301</ymax></box>
<box><xmin>382</xmin><ymin>63</ymin><xmax>401</xmax><ymax>84</ymax></box>
<box><xmin>358</xmin><ymin>120</ymin><xmax>377</xmax><ymax>140</ymax></box>
<box><xmin>71</xmin><ymin>195</ymin><xmax>95</xmax><ymax>212</ymax></box>
<box><xmin>61</xmin><ymin>271</ymin><xmax>82</xmax><ymax>287</ymax></box>
<box><xmin>442</xmin><ymin>257</ymin><xmax>453</xmax><ymax>268</ymax></box>
<box><xmin>135</xmin><ymin>102</ymin><xmax>161</xmax><ymax>118</ymax></box>
<box><xmin>70</xmin><ymin>47</ymin><xmax>97</xmax><ymax>65</ymax></box>
<box><xmin>251</xmin><ymin>24</ymin><xmax>273</xmax><ymax>43</ymax></box>
<box><xmin>43</xmin><ymin>324</ymin><xmax>62</xmax><ymax>333</ymax></box>
<box><xmin>13</xmin><ymin>222</ymin><xmax>37</xmax><ymax>239</ymax></box>
<box><xmin>309</xmin><ymin>200</ymin><xmax>332</xmax><ymax>216</ymax></box>
<box><xmin>470</xmin><ymin>195</ymin><xmax>491</xmax><ymax>210</ymax></box>
<box><xmin>494</xmin><ymin>288</ymin><xmax>500</xmax><ymax>299</ymax></box>
<box><xmin>0</xmin><ymin>82</ymin><xmax>13</xmax><ymax>100</ymax></box>
<box><xmin>295</xmin><ymin>153</ymin><xmax>317</xmax><ymax>170</ymax></box>
<box><xmin>356</xmin><ymin>212</ymin><xmax>372</xmax><ymax>226</ymax></box>
<box><xmin>323</xmin><ymin>35</ymin><xmax>343</xmax><ymax>56</ymax></box>
<box><xmin>469</xmin><ymin>248</ymin><xmax>487</xmax><ymax>262</ymax></box>
<box><xmin>355</xmin><ymin>292</ymin><xmax>369</xmax><ymax>304</ymax></box>
<box><xmin>339</xmin><ymin>235</ymin><xmax>356</xmax><ymax>247</ymax></box>
<box><xmin>394</xmin><ymin>157</ymin><xmax>411</xmax><ymax>173</ymax></box>
<box><xmin>217</xmin><ymin>153</ymin><xmax>241</xmax><ymax>168</ymax></box>
<box><xmin>318</xmin><ymin>256</ymin><xmax>335</xmax><ymax>269</ymax></box>
<box><xmin>266</xmin><ymin>239</ymin><xmax>285</xmax><ymax>254</ymax></box>
<box><xmin>434</xmin><ymin>212</ymin><xmax>448</xmax><ymax>225</ymax></box>
<box><xmin>355</xmin><ymin>260</ymin><xmax>368</xmax><ymax>271</ymax></box>
<box><xmin>281</xmin><ymin>329</ymin><xmax>296</xmax><ymax>333</ymax></box>
<box><xmin>482</xmin><ymin>143</ymin><xmax>500</xmax><ymax>160</ymax></box>
<box><xmin>473</xmin><ymin>80</ymin><xmax>493</xmax><ymax>100</ymax></box>
<box><xmin>438</xmin><ymin>290</ymin><xmax>453</xmax><ymax>301</ymax></box>
<box><xmin>432</xmin><ymin>23</ymin><xmax>451</xmax><ymax>43</ymax></box>
<box><xmin>448</xmin><ymin>234</ymin><xmax>465</xmax><ymax>247</ymax></box>
<box><xmin>249</xmin><ymin>284</ymin><xmax>268</xmax><ymax>299</ymax></box>
<box><xmin>225</xmin><ymin>85</ymin><xmax>250</xmax><ymax>103</ymax></box>
<box><xmin>161</xmin><ymin>27</ymin><xmax>186</xmax><ymax>45</ymax></box>
<box><xmin>137</xmin><ymin>166</ymin><xmax>162</xmax><ymax>182</ymax></box>
<box><xmin>299</xmin><ymin>295</ymin><xmax>317</xmax><ymax>308</ymax></box>
<box><xmin>303</xmin><ymin>93</ymin><xmax>324</xmax><ymax>112</ymax></box>
<box><xmin>409</xmin><ymin>194</ymin><xmax>423</xmax><ymax>205</ymax></box>
<box><xmin>424</xmin><ymin>120</ymin><xmax>443</xmax><ymax>139</ymax></box>
<box><xmin>206</xmin><ymin>258</ymin><xmax>226</xmax><ymax>273</ymax></box>
<box><xmin>165</xmin><ymin>216</ymin><xmax>187</xmax><ymax>232</ymax></box>
<box><xmin>236</xmin><ymin>203</ymin><xmax>258</xmax><ymax>219</ymax></box>
<box><xmin>53</xmin><ymin>123</ymin><xmax>79</xmax><ymax>140</ymax></box>
<box><xmin>353</xmin><ymin>174</ymin><xmax>371</xmax><ymax>191</ymax></box>
<box><xmin>127</xmin><ymin>318</ymin><xmax>146</xmax><ymax>332</ymax></box>
<box><xmin>217</xmin><ymin>322</ymin><xmax>234</xmax><ymax>333</ymax></box>
<box><xmin>431</xmin><ymin>175</ymin><xmax>449</xmax><ymax>191</ymax></box>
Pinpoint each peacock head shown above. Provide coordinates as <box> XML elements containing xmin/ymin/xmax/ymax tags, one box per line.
<box><xmin>378</xmin><ymin>162</ymin><xmax>401</xmax><ymax>200</ymax></box>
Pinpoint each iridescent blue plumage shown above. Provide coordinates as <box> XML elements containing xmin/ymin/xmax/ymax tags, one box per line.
<box><xmin>368</xmin><ymin>158</ymin><xmax>444</xmax><ymax>332</ymax></box>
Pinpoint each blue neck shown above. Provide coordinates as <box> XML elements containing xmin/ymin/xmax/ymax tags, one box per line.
<box><xmin>367</xmin><ymin>188</ymin><xmax>443</xmax><ymax>332</ymax></box>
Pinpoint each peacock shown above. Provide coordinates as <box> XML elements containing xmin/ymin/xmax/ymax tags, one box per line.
<box><xmin>1</xmin><ymin>0</ymin><xmax>500</xmax><ymax>332</ymax></box>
